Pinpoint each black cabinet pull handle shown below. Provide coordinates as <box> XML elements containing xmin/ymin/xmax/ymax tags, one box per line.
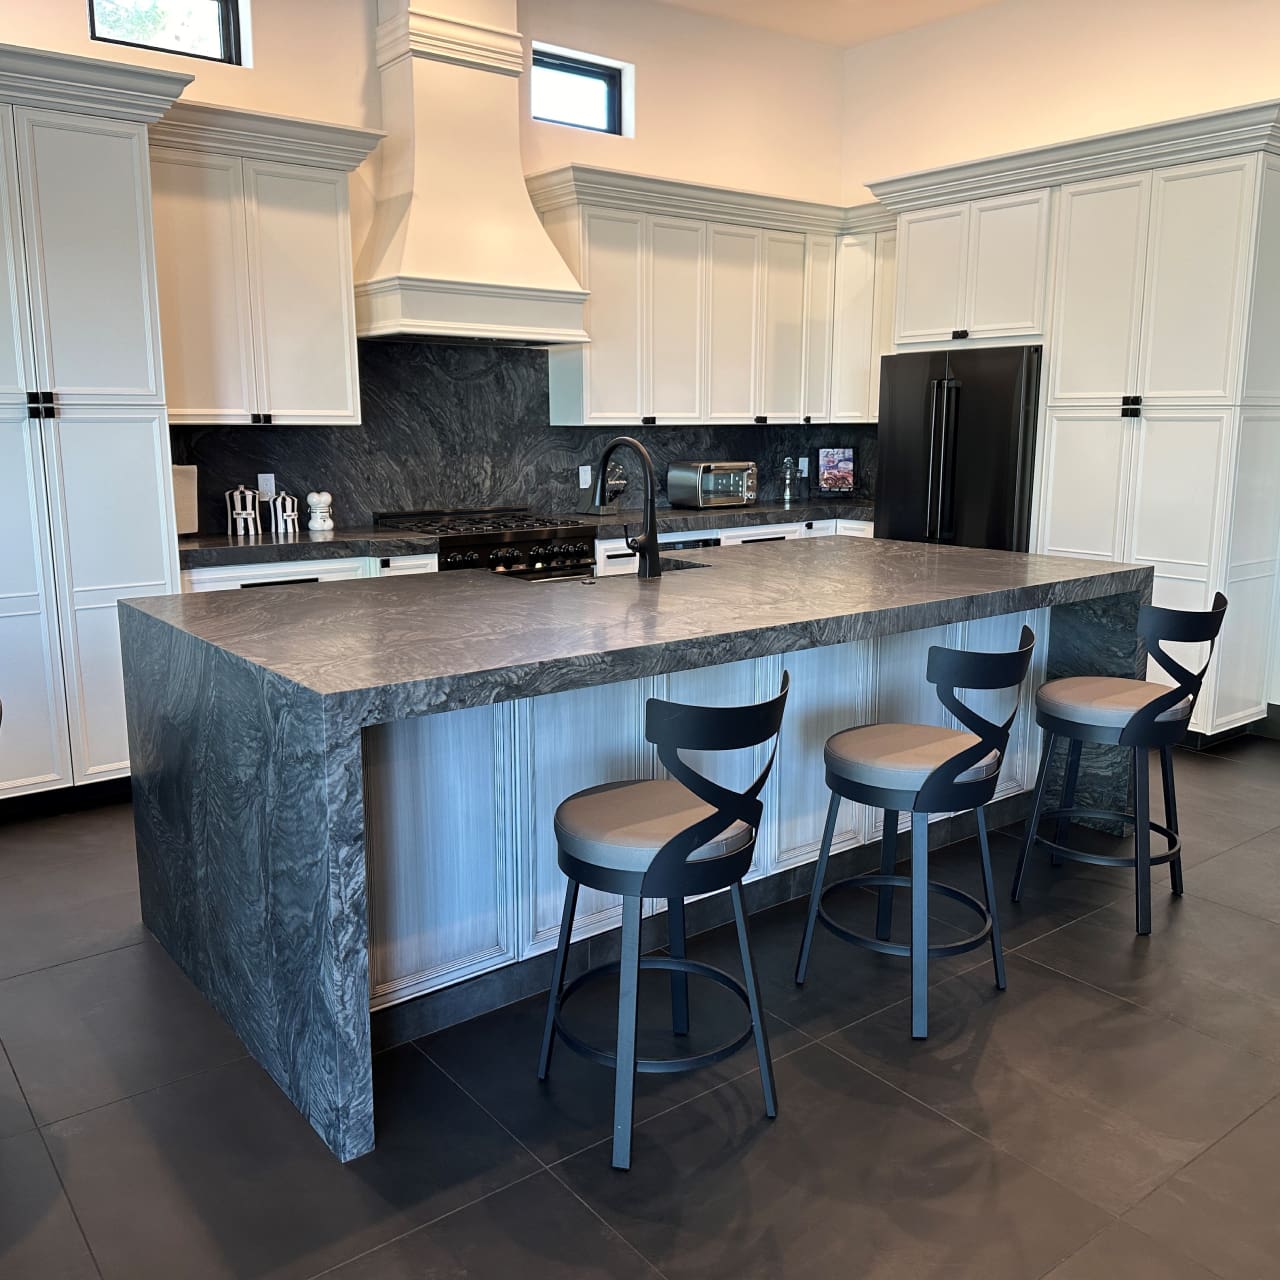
<box><xmin>1121</xmin><ymin>406</ymin><xmax>1141</xmax><ymax>418</ymax></box>
<box><xmin>754</xmin><ymin>415</ymin><xmax>767</xmax><ymax>424</ymax></box>
<box><xmin>951</xmin><ymin>329</ymin><xmax>970</xmax><ymax>340</ymax></box>
<box><xmin>250</xmin><ymin>412</ymin><xmax>261</xmax><ymax>424</ymax></box>
<box><xmin>640</xmin><ymin>415</ymin><xmax>656</xmax><ymax>426</ymax></box>
<box><xmin>262</xmin><ymin>412</ymin><xmax>273</xmax><ymax>425</ymax></box>
<box><xmin>803</xmin><ymin>415</ymin><xmax>812</xmax><ymax>424</ymax></box>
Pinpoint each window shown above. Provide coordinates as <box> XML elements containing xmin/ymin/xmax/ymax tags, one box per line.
<box><xmin>531</xmin><ymin>47</ymin><xmax>623</xmax><ymax>135</ymax></box>
<box><xmin>89</xmin><ymin>0</ymin><xmax>243</xmax><ymax>65</ymax></box>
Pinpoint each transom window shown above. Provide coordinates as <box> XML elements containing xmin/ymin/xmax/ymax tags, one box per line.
<box><xmin>89</xmin><ymin>0</ymin><xmax>243</xmax><ymax>65</ymax></box>
<box><xmin>531</xmin><ymin>46</ymin><xmax>623</xmax><ymax>136</ymax></box>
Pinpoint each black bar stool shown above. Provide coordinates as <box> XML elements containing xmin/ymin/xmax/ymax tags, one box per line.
<box><xmin>538</xmin><ymin>673</ymin><xmax>790</xmax><ymax>1170</ymax></box>
<box><xmin>796</xmin><ymin>627</ymin><xmax>1036</xmax><ymax>1039</ymax></box>
<box><xmin>1012</xmin><ymin>593</ymin><xmax>1227</xmax><ymax>935</ymax></box>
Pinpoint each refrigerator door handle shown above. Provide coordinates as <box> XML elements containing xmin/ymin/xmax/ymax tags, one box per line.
<box><xmin>937</xmin><ymin>378</ymin><xmax>959</xmax><ymax>542</ymax></box>
<box><xmin>924</xmin><ymin>378</ymin><xmax>941</xmax><ymax>539</ymax></box>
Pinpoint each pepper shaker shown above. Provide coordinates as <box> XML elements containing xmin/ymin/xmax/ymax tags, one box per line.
<box><xmin>782</xmin><ymin>457</ymin><xmax>795</xmax><ymax>507</ymax></box>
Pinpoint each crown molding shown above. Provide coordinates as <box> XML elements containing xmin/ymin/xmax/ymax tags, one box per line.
<box><xmin>150</xmin><ymin>102</ymin><xmax>383</xmax><ymax>171</ymax></box>
<box><xmin>376</xmin><ymin>7</ymin><xmax>524</xmax><ymax>76</ymax></box>
<box><xmin>869</xmin><ymin>100</ymin><xmax>1280</xmax><ymax>211</ymax></box>
<box><xmin>525</xmin><ymin>165</ymin><xmax>895</xmax><ymax>236</ymax></box>
<box><xmin>0</xmin><ymin>43</ymin><xmax>192</xmax><ymax>122</ymax></box>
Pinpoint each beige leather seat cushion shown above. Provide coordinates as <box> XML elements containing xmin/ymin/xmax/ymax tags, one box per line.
<box><xmin>1036</xmin><ymin>676</ymin><xmax>1191</xmax><ymax>728</ymax></box>
<box><xmin>824</xmin><ymin>723</ymin><xmax>999</xmax><ymax>792</ymax></box>
<box><xmin>554</xmin><ymin>778</ymin><xmax>753</xmax><ymax>873</ymax></box>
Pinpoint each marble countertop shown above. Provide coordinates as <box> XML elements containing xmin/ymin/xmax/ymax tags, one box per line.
<box><xmin>175</xmin><ymin>500</ymin><xmax>875</xmax><ymax>569</ymax></box>
<box><xmin>130</xmin><ymin>536</ymin><xmax>1150</xmax><ymax>723</ymax></box>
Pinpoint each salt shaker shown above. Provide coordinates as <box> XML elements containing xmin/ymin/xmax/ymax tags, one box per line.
<box><xmin>782</xmin><ymin>457</ymin><xmax>795</xmax><ymax>507</ymax></box>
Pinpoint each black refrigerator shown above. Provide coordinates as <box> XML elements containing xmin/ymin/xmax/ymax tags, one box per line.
<box><xmin>873</xmin><ymin>345</ymin><xmax>1042</xmax><ymax>552</ymax></box>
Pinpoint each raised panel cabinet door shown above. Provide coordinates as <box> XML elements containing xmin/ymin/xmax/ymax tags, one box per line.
<box><xmin>894</xmin><ymin>203</ymin><xmax>968</xmax><ymax>344</ymax></box>
<box><xmin>800</xmin><ymin>233</ymin><xmax>836</xmax><ymax>422</ymax></box>
<box><xmin>1037</xmin><ymin>408</ymin><xmax>1129</xmax><ymax>561</ymax></box>
<box><xmin>758</xmin><ymin>230</ymin><xmax>807</xmax><ymax>422</ymax></box>
<box><xmin>1139</xmin><ymin>156</ymin><xmax>1257</xmax><ymax>404</ymax></box>
<box><xmin>363</xmin><ymin>705</ymin><xmax>518</xmax><ymax>1007</ymax></box>
<box><xmin>965</xmin><ymin>189</ymin><xmax>1051</xmax><ymax>338</ymax></box>
<box><xmin>829</xmin><ymin>232</ymin><xmax>876</xmax><ymax>422</ymax></box>
<box><xmin>151</xmin><ymin>148</ymin><xmax>256</xmax><ymax>424</ymax></box>
<box><xmin>706</xmin><ymin>223</ymin><xmax>760</xmax><ymax>422</ymax></box>
<box><xmin>243</xmin><ymin>160</ymin><xmax>360</xmax><ymax>425</ymax></box>
<box><xmin>1047</xmin><ymin>173</ymin><xmax>1150</xmax><ymax>405</ymax></box>
<box><xmin>868</xmin><ymin>229</ymin><xmax>897</xmax><ymax>420</ymax></box>
<box><xmin>1243</xmin><ymin>159</ymin><xmax>1280</xmax><ymax>404</ymax></box>
<box><xmin>14</xmin><ymin>109</ymin><xmax>163</xmax><ymax>405</ymax></box>
<box><xmin>647</xmin><ymin>214</ymin><xmax>705</xmax><ymax>423</ymax></box>
<box><xmin>577</xmin><ymin>206</ymin><xmax>645</xmax><ymax>424</ymax></box>
<box><xmin>41</xmin><ymin>409</ymin><xmax>178</xmax><ymax>783</ymax></box>
<box><xmin>0</xmin><ymin>411</ymin><xmax>71</xmax><ymax>796</ymax></box>
<box><xmin>0</xmin><ymin>107</ymin><xmax>35</xmax><ymax>406</ymax></box>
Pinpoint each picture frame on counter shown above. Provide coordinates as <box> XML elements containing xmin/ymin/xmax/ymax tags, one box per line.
<box><xmin>814</xmin><ymin>447</ymin><xmax>859</xmax><ymax>497</ymax></box>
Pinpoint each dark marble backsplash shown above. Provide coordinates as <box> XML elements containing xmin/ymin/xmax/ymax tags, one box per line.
<box><xmin>171</xmin><ymin>341</ymin><xmax>878</xmax><ymax>531</ymax></box>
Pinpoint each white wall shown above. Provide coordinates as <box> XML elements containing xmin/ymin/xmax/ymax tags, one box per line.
<box><xmin>517</xmin><ymin>0</ymin><xmax>846</xmax><ymax>204</ymax></box>
<box><xmin>840</xmin><ymin>0</ymin><xmax>1280</xmax><ymax>203</ymax></box>
<box><xmin>0</xmin><ymin>0</ymin><xmax>381</xmax><ymax>128</ymax></box>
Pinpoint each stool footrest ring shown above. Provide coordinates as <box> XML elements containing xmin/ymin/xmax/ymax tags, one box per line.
<box><xmin>1033</xmin><ymin>806</ymin><xmax>1181</xmax><ymax>868</ymax></box>
<box><xmin>818</xmin><ymin>873</ymin><xmax>993</xmax><ymax>959</ymax></box>
<box><xmin>551</xmin><ymin>956</ymin><xmax>754</xmax><ymax>1076</ymax></box>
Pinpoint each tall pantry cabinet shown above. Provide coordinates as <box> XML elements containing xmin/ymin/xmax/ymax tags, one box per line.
<box><xmin>0</xmin><ymin>49</ymin><xmax>189</xmax><ymax>797</ymax></box>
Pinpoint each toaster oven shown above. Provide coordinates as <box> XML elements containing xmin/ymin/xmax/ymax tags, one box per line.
<box><xmin>667</xmin><ymin>461</ymin><xmax>758</xmax><ymax>509</ymax></box>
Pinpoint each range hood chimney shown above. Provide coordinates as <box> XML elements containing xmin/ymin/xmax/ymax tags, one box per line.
<box><xmin>355</xmin><ymin>1</ymin><xmax>588</xmax><ymax>344</ymax></box>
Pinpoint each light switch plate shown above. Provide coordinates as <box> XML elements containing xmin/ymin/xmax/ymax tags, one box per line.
<box><xmin>578</xmin><ymin>464</ymin><xmax>593</xmax><ymax>489</ymax></box>
<box><xmin>257</xmin><ymin>472</ymin><xmax>276</xmax><ymax>497</ymax></box>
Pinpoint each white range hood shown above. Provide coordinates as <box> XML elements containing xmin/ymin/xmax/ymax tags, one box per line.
<box><xmin>355</xmin><ymin>1</ymin><xmax>588</xmax><ymax>344</ymax></box>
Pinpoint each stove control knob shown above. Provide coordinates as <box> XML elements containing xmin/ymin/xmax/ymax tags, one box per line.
<box><xmin>465</xmin><ymin>551</ymin><xmax>480</xmax><ymax>563</ymax></box>
<box><xmin>445</xmin><ymin>552</ymin><xmax>464</xmax><ymax>565</ymax></box>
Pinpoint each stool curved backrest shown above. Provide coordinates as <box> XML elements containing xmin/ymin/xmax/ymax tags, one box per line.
<box><xmin>914</xmin><ymin>625</ymin><xmax>1037</xmax><ymax>813</ymax></box>
<box><xmin>640</xmin><ymin>671</ymin><xmax>791</xmax><ymax>894</ymax></box>
<box><xmin>1119</xmin><ymin>591</ymin><xmax>1228</xmax><ymax>745</ymax></box>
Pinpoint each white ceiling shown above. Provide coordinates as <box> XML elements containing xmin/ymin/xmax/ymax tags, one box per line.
<box><xmin>651</xmin><ymin>0</ymin><xmax>1008</xmax><ymax>48</ymax></box>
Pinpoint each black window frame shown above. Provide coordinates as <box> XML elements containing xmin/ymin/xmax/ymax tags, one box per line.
<box><xmin>88</xmin><ymin>0</ymin><xmax>244</xmax><ymax>67</ymax></box>
<box><xmin>530</xmin><ymin>49</ymin><xmax>622</xmax><ymax>136</ymax></box>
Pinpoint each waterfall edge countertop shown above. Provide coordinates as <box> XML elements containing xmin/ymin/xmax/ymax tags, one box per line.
<box><xmin>130</xmin><ymin>538</ymin><xmax>1150</xmax><ymax>713</ymax></box>
<box><xmin>175</xmin><ymin>500</ymin><xmax>875</xmax><ymax>569</ymax></box>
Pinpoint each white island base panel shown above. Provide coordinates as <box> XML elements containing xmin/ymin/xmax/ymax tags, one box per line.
<box><xmin>363</xmin><ymin>607</ymin><xmax>1049</xmax><ymax>1011</ymax></box>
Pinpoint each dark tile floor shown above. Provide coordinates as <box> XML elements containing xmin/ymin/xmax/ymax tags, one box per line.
<box><xmin>0</xmin><ymin>736</ymin><xmax>1277</xmax><ymax>1278</ymax></box>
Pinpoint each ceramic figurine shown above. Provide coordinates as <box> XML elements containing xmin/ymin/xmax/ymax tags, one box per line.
<box><xmin>225</xmin><ymin>485</ymin><xmax>261</xmax><ymax>537</ymax></box>
<box><xmin>269</xmin><ymin>491</ymin><xmax>300</xmax><ymax>535</ymax></box>
<box><xmin>306</xmin><ymin>491</ymin><xmax>334</xmax><ymax>532</ymax></box>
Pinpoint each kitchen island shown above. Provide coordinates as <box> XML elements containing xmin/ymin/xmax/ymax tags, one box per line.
<box><xmin>119</xmin><ymin>538</ymin><xmax>1151</xmax><ymax>1160</ymax></box>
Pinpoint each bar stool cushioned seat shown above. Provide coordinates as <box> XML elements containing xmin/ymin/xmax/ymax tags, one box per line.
<box><xmin>825</xmin><ymin>724</ymin><xmax>1000</xmax><ymax>791</ymax></box>
<box><xmin>1036</xmin><ymin>677</ymin><xmax>1191</xmax><ymax>729</ymax></box>
<box><xmin>554</xmin><ymin>779</ymin><xmax>753</xmax><ymax>874</ymax></box>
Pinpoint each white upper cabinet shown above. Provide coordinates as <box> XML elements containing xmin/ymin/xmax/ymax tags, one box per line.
<box><xmin>758</xmin><ymin>230</ymin><xmax>806</xmax><ymax>422</ymax></box>
<box><xmin>895</xmin><ymin>203</ymin><xmax>968</xmax><ymax>342</ymax></box>
<box><xmin>1138</xmin><ymin>156</ymin><xmax>1257</xmax><ymax>405</ymax></box>
<box><xmin>16</xmin><ymin>108</ymin><xmax>163</xmax><ymax>405</ymax></box>
<box><xmin>830</xmin><ymin>232</ymin><xmax>877</xmax><ymax>421</ymax></box>
<box><xmin>868</xmin><ymin>229</ymin><xmax>897</xmax><ymax>420</ymax></box>
<box><xmin>244</xmin><ymin>161</ymin><xmax>361</xmax><ymax>425</ymax></box>
<box><xmin>647</xmin><ymin>215</ymin><xmax>705</xmax><ymax>423</ymax></box>
<box><xmin>800</xmin><ymin>233</ymin><xmax>835</xmax><ymax>422</ymax></box>
<box><xmin>576</xmin><ymin>207</ymin><xmax>644</xmax><ymax>424</ymax></box>
<box><xmin>0</xmin><ymin>108</ymin><xmax>34</xmax><ymax>406</ymax></box>
<box><xmin>1048</xmin><ymin>173</ymin><xmax>1150</xmax><ymax>405</ymax></box>
<box><xmin>706</xmin><ymin>223</ymin><xmax>760</xmax><ymax>422</ymax></box>
<box><xmin>1243</xmin><ymin>159</ymin><xmax>1280</xmax><ymax>404</ymax></box>
<box><xmin>151</xmin><ymin>148</ymin><xmax>256</xmax><ymax>423</ymax></box>
<box><xmin>895</xmin><ymin>191</ymin><xmax>1049</xmax><ymax>344</ymax></box>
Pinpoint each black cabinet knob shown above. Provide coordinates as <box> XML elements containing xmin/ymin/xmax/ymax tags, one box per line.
<box><xmin>754</xmin><ymin>415</ymin><xmax>767</xmax><ymax>424</ymax></box>
<box><xmin>640</xmin><ymin>415</ymin><xmax>656</xmax><ymax>426</ymax></box>
<box><xmin>951</xmin><ymin>329</ymin><xmax>970</xmax><ymax>340</ymax></box>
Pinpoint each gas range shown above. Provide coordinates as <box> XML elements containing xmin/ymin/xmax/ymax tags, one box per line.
<box><xmin>373</xmin><ymin>508</ymin><xmax>597</xmax><ymax>580</ymax></box>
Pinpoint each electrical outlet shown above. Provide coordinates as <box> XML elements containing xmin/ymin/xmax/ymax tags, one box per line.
<box><xmin>257</xmin><ymin>472</ymin><xmax>276</xmax><ymax>497</ymax></box>
<box><xmin>797</xmin><ymin>457</ymin><xmax>809</xmax><ymax>477</ymax></box>
<box><xmin>578</xmin><ymin>464</ymin><xmax>593</xmax><ymax>489</ymax></box>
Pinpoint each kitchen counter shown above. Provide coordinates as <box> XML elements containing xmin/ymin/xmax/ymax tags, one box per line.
<box><xmin>119</xmin><ymin>538</ymin><xmax>1151</xmax><ymax>1162</ymax></box>
<box><xmin>175</xmin><ymin>499</ymin><xmax>874</xmax><ymax>569</ymax></box>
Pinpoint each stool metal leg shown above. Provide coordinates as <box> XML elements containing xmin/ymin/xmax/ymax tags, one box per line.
<box><xmin>975</xmin><ymin>806</ymin><xmax>1006</xmax><ymax>991</ymax></box>
<box><xmin>612</xmin><ymin>894</ymin><xmax>643</xmax><ymax>1170</ymax></box>
<box><xmin>538</xmin><ymin>877</ymin><xmax>579</xmax><ymax>1080</ymax></box>
<box><xmin>667</xmin><ymin>896</ymin><xmax>690</xmax><ymax>1036</ymax></box>
<box><xmin>1134</xmin><ymin>748</ymin><xmax>1153</xmax><ymax>936</ymax></box>
<box><xmin>876</xmin><ymin>810</ymin><xmax>899</xmax><ymax>942</ymax></box>
<box><xmin>1012</xmin><ymin>732</ymin><xmax>1057</xmax><ymax>902</ymax></box>
<box><xmin>1160</xmin><ymin>745</ymin><xmax>1184</xmax><ymax>896</ymax></box>
<box><xmin>796</xmin><ymin>790</ymin><xmax>840</xmax><ymax>985</ymax></box>
<box><xmin>731</xmin><ymin>881</ymin><xmax>778</xmax><ymax>1119</ymax></box>
<box><xmin>910</xmin><ymin>811</ymin><xmax>929</xmax><ymax>1039</ymax></box>
<box><xmin>1054</xmin><ymin>740</ymin><xmax>1083</xmax><ymax>867</ymax></box>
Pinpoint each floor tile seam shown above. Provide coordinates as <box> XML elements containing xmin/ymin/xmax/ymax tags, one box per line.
<box><xmin>1005</xmin><ymin>899</ymin><xmax>1127</xmax><ymax>956</ymax></box>
<box><xmin>412</xmin><ymin>1040</ymin><xmax>551</xmax><ymax>1173</ymax></box>
<box><xmin>1030</xmin><ymin>1219</ymin><xmax>1116</xmax><ymax>1280</ymax></box>
<box><xmin>1117</xmin><ymin>1218</ymin><xmax>1234</xmax><ymax>1280</ymax></box>
<box><xmin>543</xmin><ymin>1163</ymin><xmax>675</xmax><ymax>1280</ymax></box>
<box><xmin>32</xmin><ymin>1116</ymin><xmax>106</xmax><ymax>1280</ymax></box>
<box><xmin>810</xmin><ymin>1036</ymin><xmax>1128</xmax><ymax>1219</ymax></box>
<box><xmin>0</xmin><ymin>1033</ymin><xmax>36</xmax><ymax>1135</ymax></box>
<box><xmin>33</xmin><ymin>1051</ymin><xmax>252</xmax><ymax>1132</ymax></box>
<box><xmin>0</xmin><ymin>937</ymin><xmax>150</xmax><ymax>987</ymax></box>
<box><xmin>542</xmin><ymin>1035</ymin><xmax>814</xmax><ymax>1170</ymax></box>
<box><xmin>300</xmin><ymin>1167</ymin><xmax>547</xmax><ymax>1280</ymax></box>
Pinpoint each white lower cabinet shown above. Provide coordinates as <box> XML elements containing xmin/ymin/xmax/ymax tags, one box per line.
<box><xmin>182</xmin><ymin>558</ymin><xmax>372</xmax><ymax>592</ymax></box>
